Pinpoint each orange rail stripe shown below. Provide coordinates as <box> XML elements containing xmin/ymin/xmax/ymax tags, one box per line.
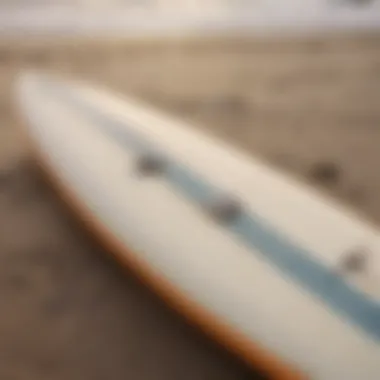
<box><xmin>20</xmin><ymin>117</ymin><xmax>306</xmax><ymax>380</ymax></box>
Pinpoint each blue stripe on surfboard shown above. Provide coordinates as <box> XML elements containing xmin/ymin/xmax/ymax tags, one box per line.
<box><xmin>43</xmin><ymin>80</ymin><xmax>380</xmax><ymax>342</ymax></box>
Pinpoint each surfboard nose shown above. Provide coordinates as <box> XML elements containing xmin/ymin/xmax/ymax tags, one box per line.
<box><xmin>15</xmin><ymin>70</ymin><xmax>64</xmax><ymax>119</ymax></box>
<box><xmin>16</xmin><ymin>69</ymin><xmax>45</xmax><ymax>87</ymax></box>
<box><xmin>16</xmin><ymin>70</ymin><xmax>64</xmax><ymax>99</ymax></box>
<box><xmin>15</xmin><ymin>70</ymin><xmax>46</xmax><ymax>102</ymax></box>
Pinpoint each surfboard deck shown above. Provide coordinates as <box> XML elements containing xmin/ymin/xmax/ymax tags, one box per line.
<box><xmin>15</xmin><ymin>71</ymin><xmax>380</xmax><ymax>380</ymax></box>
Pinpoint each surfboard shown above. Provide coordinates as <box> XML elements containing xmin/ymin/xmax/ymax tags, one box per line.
<box><xmin>15</xmin><ymin>71</ymin><xmax>380</xmax><ymax>380</ymax></box>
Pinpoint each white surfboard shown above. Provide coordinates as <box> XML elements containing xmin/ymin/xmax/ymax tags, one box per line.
<box><xmin>15</xmin><ymin>71</ymin><xmax>380</xmax><ymax>380</ymax></box>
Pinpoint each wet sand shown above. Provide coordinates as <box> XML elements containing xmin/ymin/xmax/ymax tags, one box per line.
<box><xmin>0</xmin><ymin>33</ymin><xmax>380</xmax><ymax>379</ymax></box>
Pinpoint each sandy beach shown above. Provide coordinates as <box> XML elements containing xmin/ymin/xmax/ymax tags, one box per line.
<box><xmin>0</xmin><ymin>32</ymin><xmax>380</xmax><ymax>379</ymax></box>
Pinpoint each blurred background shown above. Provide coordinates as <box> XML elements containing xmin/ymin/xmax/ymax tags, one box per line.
<box><xmin>0</xmin><ymin>1</ymin><xmax>379</xmax><ymax>379</ymax></box>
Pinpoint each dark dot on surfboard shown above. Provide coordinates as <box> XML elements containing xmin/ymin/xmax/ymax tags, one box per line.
<box><xmin>340</xmin><ymin>247</ymin><xmax>368</xmax><ymax>273</ymax></box>
<box><xmin>135</xmin><ymin>153</ymin><xmax>167</xmax><ymax>176</ymax></box>
<box><xmin>308</xmin><ymin>161</ymin><xmax>341</xmax><ymax>185</ymax></box>
<box><xmin>206</xmin><ymin>196</ymin><xmax>242</xmax><ymax>224</ymax></box>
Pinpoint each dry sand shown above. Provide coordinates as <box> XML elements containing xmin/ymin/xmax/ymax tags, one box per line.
<box><xmin>0</xmin><ymin>32</ymin><xmax>380</xmax><ymax>379</ymax></box>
